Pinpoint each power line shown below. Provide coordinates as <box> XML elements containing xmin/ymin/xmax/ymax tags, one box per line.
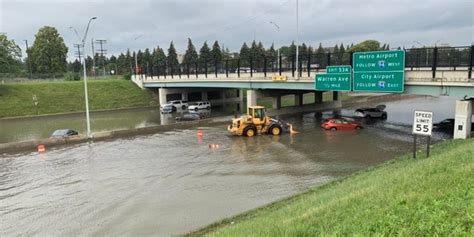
<box><xmin>190</xmin><ymin>0</ymin><xmax>292</xmax><ymax>42</ymax></box>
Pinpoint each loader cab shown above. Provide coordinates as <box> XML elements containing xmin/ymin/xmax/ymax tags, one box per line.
<box><xmin>248</xmin><ymin>106</ymin><xmax>266</xmax><ymax>125</ymax></box>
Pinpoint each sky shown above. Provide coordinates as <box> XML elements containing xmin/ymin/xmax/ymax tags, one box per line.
<box><xmin>1</xmin><ymin>0</ymin><xmax>473</xmax><ymax>61</ymax></box>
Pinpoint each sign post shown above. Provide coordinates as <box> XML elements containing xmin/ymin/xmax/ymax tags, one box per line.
<box><xmin>315</xmin><ymin>65</ymin><xmax>352</xmax><ymax>91</ymax></box>
<box><xmin>353</xmin><ymin>50</ymin><xmax>405</xmax><ymax>93</ymax></box>
<box><xmin>412</xmin><ymin>110</ymin><xmax>433</xmax><ymax>158</ymax></box>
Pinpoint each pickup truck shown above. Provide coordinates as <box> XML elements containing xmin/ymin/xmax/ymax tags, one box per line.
<box><xmin>161</xmin><ymin>100</ymin><xmax>188</xmax><ymax>110</ymax></box>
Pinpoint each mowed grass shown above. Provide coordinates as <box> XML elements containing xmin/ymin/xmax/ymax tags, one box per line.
<box><xmin>189</xmin><ymin>139</ymin><xmax>474</xmax><ymax>236</ymax></box>
<box><xmin>0</xmin><ymin>79</ymin><xmax>157</xmax><ymax>117</ymax></box>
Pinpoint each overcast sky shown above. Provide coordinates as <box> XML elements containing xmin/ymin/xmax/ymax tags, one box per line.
<box><xmin>1</xmin><ymin>0</ymin><xmax>472</xmax><ymax>61</ymax></box>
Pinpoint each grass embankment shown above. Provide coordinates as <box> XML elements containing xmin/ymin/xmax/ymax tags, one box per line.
<box><xmin>190</xmin><ymin>139</ymin><xmax>474</xmax><ymax>236</ymax></box>
<box><xmin>0</xmin><ymin>79</ymin><xmax>157</xmax><ymax>118</ymax></box>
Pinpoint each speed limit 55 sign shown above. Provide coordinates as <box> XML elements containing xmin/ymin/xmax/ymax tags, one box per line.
<box><xmin>413</xmin><ymin>111</ymin><xmax>433</xmax><ymax>136</ymax></box>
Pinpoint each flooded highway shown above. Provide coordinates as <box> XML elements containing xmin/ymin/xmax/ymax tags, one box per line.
<box><xmin>0</xmin><ymin>96</ymin><xmax>457</xmax><ymax>236</ymax></box>
<box><xmin>0</xmin><ymin>106</ymin><xmax>234</xmax><ymax>144</ymax></box>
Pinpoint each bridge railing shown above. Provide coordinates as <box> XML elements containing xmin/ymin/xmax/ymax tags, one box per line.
<box><xmin>138</xmin><ymin>45</ymin><xmax>474</xmax><ymax>80</ymax></box>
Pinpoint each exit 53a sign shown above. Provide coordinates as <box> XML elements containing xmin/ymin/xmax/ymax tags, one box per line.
<box><xmin>412</xmin><ymin>111</ymin><xmax>433</xmax><ymax>136</ymax></box>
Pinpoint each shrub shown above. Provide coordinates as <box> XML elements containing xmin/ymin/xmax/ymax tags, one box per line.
<box><xmin>64</xmin><ymin>72</ymin><xmax>81</xmax><ymax>81</ymax></box>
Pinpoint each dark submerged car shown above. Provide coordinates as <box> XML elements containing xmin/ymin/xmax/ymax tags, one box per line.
<box><xmin>354</xmin><ymin>105</ymin><xmax>387</xmax><ymax>119</ymax></box>
<box><xmin>51</xmin><ymin>129</ymin><xmax>79</xmax><ymax>138</ymax></box>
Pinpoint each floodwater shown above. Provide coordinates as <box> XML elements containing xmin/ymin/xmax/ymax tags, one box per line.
<box><xmin>0</xmin><ymin>106</ymin><xmax>235</xmax><ymax>144</ymax></box>
<box><xmin>0</xmin><ymin>96</ymin><xmax>458</xmax><ymax>236</ymax></box>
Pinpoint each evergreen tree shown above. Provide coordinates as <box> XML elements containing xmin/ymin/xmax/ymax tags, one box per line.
<box><xmin>199</xmin><ymin>41</ymin><xmax>211</xmax><ymax>70</ymax></box>
<box><xmin>239</xmin><ymin>42</ymin><xmax>250</xmax><ymax>66</ymax></box>
<box><xmin>267</xmin><ymin>43</ymin><xmax>277</xmax><ymax>63</ymax></box>
<box><xmin>167</xmin><ymin>41</ymin><xmax>179</xmax><ymax>73</ymax></box>
<box><xmin>333</xmin><ymin>44</ymin><xmax>340</xmax><ymax>63</ymax></box>
<box><xmin>183</xmin><ymin>38</ymin><xmax>198</xmax><ymax>65</ymax></box>
<box><xmin>210</xmin><ymin>40</ymin><xmax>222</xmax><ymax>64</ymax></box>
<box><xmin>339</xmin><ymin>43</ymin><xmax>347</xmax><ymax>64</ymax></box>
<box><xmin>153</xmin><ymin>46</ymin><xmax>167</xmax><ymax>74</ymax></box>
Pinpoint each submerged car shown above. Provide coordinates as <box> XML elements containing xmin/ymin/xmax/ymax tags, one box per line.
<box><xmin>51</xmin><ymin>129</ymin><xmax>78</xmax><ymax>138</ymax></box>
<box><xmin>160</xmin><ymin>104</ymin><xmax>176</xmax><ymax>114</ymax></box>
<box><xmin>321</xmin><ymin>118</ymin><xmax>363</xmax><ymax>131</ymax></box>
<box><xmin>433</xmin><ymin>118</ymin><xmax>474</xmax><ymax>131</ymax></box>
<box><xmin>175</xmin><ymin>113</ymin><xmax>204</xmax><ymax>121</ymax></box>
<box><xmin>354</xmin><ymin>105</ymin><xmax>387</xmax><ymax>119</ymax></box>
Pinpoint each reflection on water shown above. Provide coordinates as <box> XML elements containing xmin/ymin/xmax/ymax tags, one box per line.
<box><xmin>0</xmin><ymin>96</ymin><xmax>459</xmax><ymax>236</ymax></box>
<box><xmin>0</xmin><ymin>105</ymin><xmax>239</xmax><ymax>143</ymax></box>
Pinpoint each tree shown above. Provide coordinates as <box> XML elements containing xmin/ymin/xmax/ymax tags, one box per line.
<box><xmin>239</xmin><ymin>42</ymin><xmax>250</xmax><ymax>66</ymax></box>
<box><xmin>183</xmin><ymin>38</ymin><xmax>198</xmax><ymax>65</ymax></box>
<box><xmin>29</xmin><ymin>26</ymin><xmax>68</xmax><ymax>74</ymax></box>
<box><xmin>210</xmin><ymin>41</ymin><xmax>222</xmax><ymax>64</ymax></box>
<box><xmin>199</xmin><ymin>41</ymin><xmax>211</xmax><ymax>69</ymax></box>
<box><xmin>266</xmin><ymin>43</ymin><xmax>277</xmax><ymax>63</ymax></box>
<box><xmin>349</xmin><ymin>40</ymin><xmax>381</xmax><ymax>52</ymax></box>
<box><xmin>249</xmin><ymin>40</ymin><xmax>265</xmax><ymax>66</ymax></box>
<box><xmin>339</xmin><ymin>43</ymin><xmax>348</xmax><ymax>64</ymax></box>
<box><xmin>167</xmin><ymin>41</ymin><xmax>179</xmax><ymax>73</ymax></box>
<box><xmin>153</xmin><ymin>46</ymin><xmax>167</xmax><ymax>74</ymax></box>
<box><xmin>333</xmin><ymin>44</ymin><xmax>340</xmax><ymax>63</ymax></box>
<box><xmin>315</xmin><ymin>43</ymin><xmax>326</xmax><ymax>66</ymax></box>
<box><xmin>143</xmin><ymin>48</ymin><xmax>152</xmax><ymax>74</ymax></box>
<box><xmin>71</xmin><ymin>59</ymin><xmax>81</xmax><ymax>73</ymax></box>
<box><xmin>0</xmin><ymin>34</ymin><xmax>22</xmax><ymax>73</ymax></box>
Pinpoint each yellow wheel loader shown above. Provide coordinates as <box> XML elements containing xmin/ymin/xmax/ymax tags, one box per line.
<box><xmin>227</xmin><ymin>106</ymin><xmax>288</xmax><ymax>137</ymax></box>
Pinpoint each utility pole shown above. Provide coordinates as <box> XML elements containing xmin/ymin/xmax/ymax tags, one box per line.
<box><xmin>74</xmin><ymin>44</ymin><xmax>83</xmax><ymax>62</ymax></box>
<box><xmin>91</xmin><ymin>38</ymin><xmax>96</xmax><ymax>77</ymax></box>
<box><xmin>95</xmin><ymin>39</ymin><xmax>107</xmax><ymax>76</ymax></box>
<box><xmin>24</xmin><ymin>40</ymin><xmax>32</xmax><ymax>79</ymax></box>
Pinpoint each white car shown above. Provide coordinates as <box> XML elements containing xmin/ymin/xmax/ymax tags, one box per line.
<box><xmin>188</xmin><ymin>101</ymin><xmax>211</xmax><ymax>111</ymax></box>
<box><xmin>161</xmin><ymin>100</ymin><xmax>188</xmax><ymax>110</ymax></box>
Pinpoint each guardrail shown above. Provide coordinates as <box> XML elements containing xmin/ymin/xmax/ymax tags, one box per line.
<box><xmin>134</xmin><ymin>46</ymin><xmax>474</xmax><ymax>80</ymax></box>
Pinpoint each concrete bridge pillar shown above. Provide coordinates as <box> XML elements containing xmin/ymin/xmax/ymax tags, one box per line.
<box><xmin>315</xmin><ymin>91</ymin><xmax>323</xmax><ymax>104</ymax></box>
<box><xmin>182</xmin><ymin>92</ymin><xmax>188</xmax><ymax>101</ymax></box>
<box><xmin>333</xmin><ymin>91</ymin><xmax>340</xmax><ymax>101</ymax></box>
<box><xmin>453</xmin><ymin>100</ymin><xmax>472</xmax><ymax>139</ymax></box>
<box><xmin>158</xmin><ymin>88</ymin><xmax>168</xmax><ymax>105</ymax></box>
<box><xmin>295</xmin><ymin>94</ymin><xmax>304</xmax><ymax>106</ymax></box>
<box><xmin>201</xmin><ymin>91</ymin><xmax>208</xmax><ymax>101</ymax></box>
<box><xmin>272</xmin><ymin>95</ymin><xmax>282</xmax><ymax>109</ymax></box>
<box><xmin>247</xmin><ymin>90</ymin><xmax>258</xmax><ymax>108</ymax></box>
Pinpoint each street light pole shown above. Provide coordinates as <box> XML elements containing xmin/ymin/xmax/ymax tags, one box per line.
<box><xmin>269</xmin><ymin>21</ymin><xmax>280</xmax><ymax>71</ymax></box>
<box><xmin>80</xmin><ymin>17</ymin><xmax>97</xmax><ymax>139</ymax></box>
<box><xmin>295</xmin><ymin>0</ymin><xmax>299</xmax><ymax>79</ymax></box>
<box><xmin>134</xmin><ymin>35</ymin><xmax>143</xmax><ymax>79</ymax></box>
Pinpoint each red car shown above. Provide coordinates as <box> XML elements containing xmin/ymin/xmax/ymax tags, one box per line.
<box><xmin>321</xmin><ymin>118</ymin><xmax>363</xmax><ymax>131</ymax></box>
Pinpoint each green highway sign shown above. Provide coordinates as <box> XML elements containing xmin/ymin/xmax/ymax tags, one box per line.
<box><xmin>353</xmin><ymin>50</ymin><xmax>405</xmax><ymax>93</ymax></box>
<box><xmin>327</xmin><ymin>65</ymin><xmax>351</xmax><ymax>74</ymax></box>
<box><xmin>315</xmin><ymin>73</ymin><xmax>351</xmax><ymax>91</ymax></box>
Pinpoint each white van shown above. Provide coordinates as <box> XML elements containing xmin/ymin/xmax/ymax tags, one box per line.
<box><xmin>188</xmin><ymin>101</ymin><xmax>211</xmax><ymax>111</ymax></box>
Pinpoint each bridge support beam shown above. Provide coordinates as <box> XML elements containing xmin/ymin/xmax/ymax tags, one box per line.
<box><xmin>295</xmin><ymin>94</ymin><xmax>304</xmax><ymax>106</ymax></box>
<box><xmin>453</xmin><ymin>100</ymin><xmax>472</xmax><ymax>139</ymax></box>
<box><xmin>272</xmin><ymin>95</ymin><xmax>281</xmax><ymax>109</ymax></box>
<box><xmin>247</xmin><ymin>90</ymin><xmax>258</xmax><ymax>108</ymax></box>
